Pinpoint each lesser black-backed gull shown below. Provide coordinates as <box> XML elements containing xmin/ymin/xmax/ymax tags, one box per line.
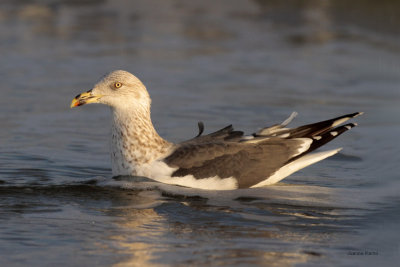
<box><xmin>71</xmin><ymin>70</ymin><xmax>362</xmax><ymax>190</ymax></box>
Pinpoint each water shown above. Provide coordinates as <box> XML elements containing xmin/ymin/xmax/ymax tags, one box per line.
<box><xmin>1</xmin><ymin>0</ymin><xmax>400</xmax><ymax>266</ymax></box>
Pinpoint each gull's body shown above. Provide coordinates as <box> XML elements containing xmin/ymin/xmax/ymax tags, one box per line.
<box><xmin>71</xmin><ymin>70</ymin><xmax>362</xmax><ymax>190</ymax></box>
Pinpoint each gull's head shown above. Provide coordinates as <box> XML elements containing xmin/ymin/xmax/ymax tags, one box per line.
<box><xmin>71</xmin><ymin>70</ymin><xmax>150</xmax><ymax>110</ymax></box>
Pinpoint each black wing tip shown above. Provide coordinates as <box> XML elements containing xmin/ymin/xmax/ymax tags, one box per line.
<box><xmin>332</xmin><ymin>122</ymin><xmax>357</xmax><ymax>134</ymax></box>
<box><xmin>284</xmin><ymin>122</ymin><xmax>358</xmax><ymax>162</ymax></box>
<box><xmin>346</xmin><ymin>122</ymin><xmax>358</xmax><ymax>128</ymax></box>
<box><xmin>352</xmin><ymin>112</ymin><xmax>364</xmax><ymax>118</ymax></box>
<box><xmin>329</xmin><ymin>112</ymin><xmax>363</xmax><ymax>128</ymax></box>
<box><xmin>310</xmin><ymin>122</ymin><xmax>357</xmax><ymax>147</ymax></box>
<box><xmin>333</xmin><ymin>111</ymin><xmax>363</xmax><ymax>123</ymax></box>
<box><xmin>340</xmin><ymin>112</ymin><xmax>364</xmax><ymax>118</ymax></box>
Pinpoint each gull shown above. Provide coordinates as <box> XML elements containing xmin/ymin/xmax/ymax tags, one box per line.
<box><xmin>71</xmin><ymin>70</ymin><xmax>362</xmax><ymax>190</ymax></box>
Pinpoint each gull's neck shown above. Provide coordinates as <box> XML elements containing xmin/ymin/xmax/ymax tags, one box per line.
<box><xmin>110</xmin><ymin>105</ymin><xmax>173</xmax><ymax>176</ymax></box>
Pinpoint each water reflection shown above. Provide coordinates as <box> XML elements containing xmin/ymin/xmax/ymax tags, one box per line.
<box><xmin>108</xmin><ymin>208</ymin><xmax>164</xmax><ymax>267</ymax></box>
<box><xmin>95</xmin><ymin>180</ymin><xmax>366</xmax><ymax>266</ymax></box>
<box><xmin>0</xmin><ymin>177</ymin><xmax>384</xmax><ymax>265</ymax></box>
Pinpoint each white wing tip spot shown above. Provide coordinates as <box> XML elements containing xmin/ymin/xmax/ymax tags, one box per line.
<box><xmin>293</xmin><ymin>138</ymin><xmax>313</xmax><ymax>157</ymax></box>
<box><xmin>330</xmin><ymin>131</ymin><xmax>338</xmax><ymax>136</ymax></box>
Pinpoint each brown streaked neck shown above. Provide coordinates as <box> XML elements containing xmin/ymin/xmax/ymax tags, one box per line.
<box><xmin>111</xmin><ymin>105</ymin><xmax>173</xmax><ymax>164</ymax></box>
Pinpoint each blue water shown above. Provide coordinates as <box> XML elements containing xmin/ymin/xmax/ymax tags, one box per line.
<box><xmin>1</xmin><ymin>0</ymin><xmax>399</xmax><ymax>266</ymax></box>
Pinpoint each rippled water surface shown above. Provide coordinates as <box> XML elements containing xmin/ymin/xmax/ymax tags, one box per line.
<box><xmin>1</xmin><ymin>0</ymin><xmax>400</xmax><ymax>266</ymax></box>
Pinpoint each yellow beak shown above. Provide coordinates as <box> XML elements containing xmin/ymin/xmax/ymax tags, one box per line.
<box><xmin>70</xmin><ymin>90</ymin><xmax>102</xmax><ymax>108</ymax></box>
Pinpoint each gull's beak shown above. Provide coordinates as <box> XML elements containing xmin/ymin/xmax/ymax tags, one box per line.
<box><xmin>70</xmin><ymin>90</ymin><xmax>102</xmax><ymax>108</ymax></box>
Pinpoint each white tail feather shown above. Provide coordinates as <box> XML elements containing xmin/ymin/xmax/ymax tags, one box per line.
<box><xmin>251</xmin><ymin>148</ymin><xmax>342</xmax><ymax>187</ymax></box>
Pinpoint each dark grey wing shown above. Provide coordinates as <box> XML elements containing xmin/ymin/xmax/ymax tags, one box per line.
<box><xmin>164</xmin><ymin>138</ymin><xmax>309</xmax><ymax>188</ymax></box>
<box><xmin>165</xmin><ymin>123</ymin><xmax>246</xmax><ymax>169</ymax></box>
<box><xmin>165</xmin><ymin>112</ymin><xmax>362</xmax><ymax>188</ymax></box>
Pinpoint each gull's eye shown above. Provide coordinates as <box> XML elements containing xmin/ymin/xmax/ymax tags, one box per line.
<box><xmin>114</xmin><ymin>82</ymin><xmax>122</xmax><ymax>89</ymax></box>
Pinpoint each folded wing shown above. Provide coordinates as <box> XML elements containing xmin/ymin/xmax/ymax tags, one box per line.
<box><xmin>163</xmin><ymin>112</ymin><xmax>362</xmax><ymax>188</ymax></box>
